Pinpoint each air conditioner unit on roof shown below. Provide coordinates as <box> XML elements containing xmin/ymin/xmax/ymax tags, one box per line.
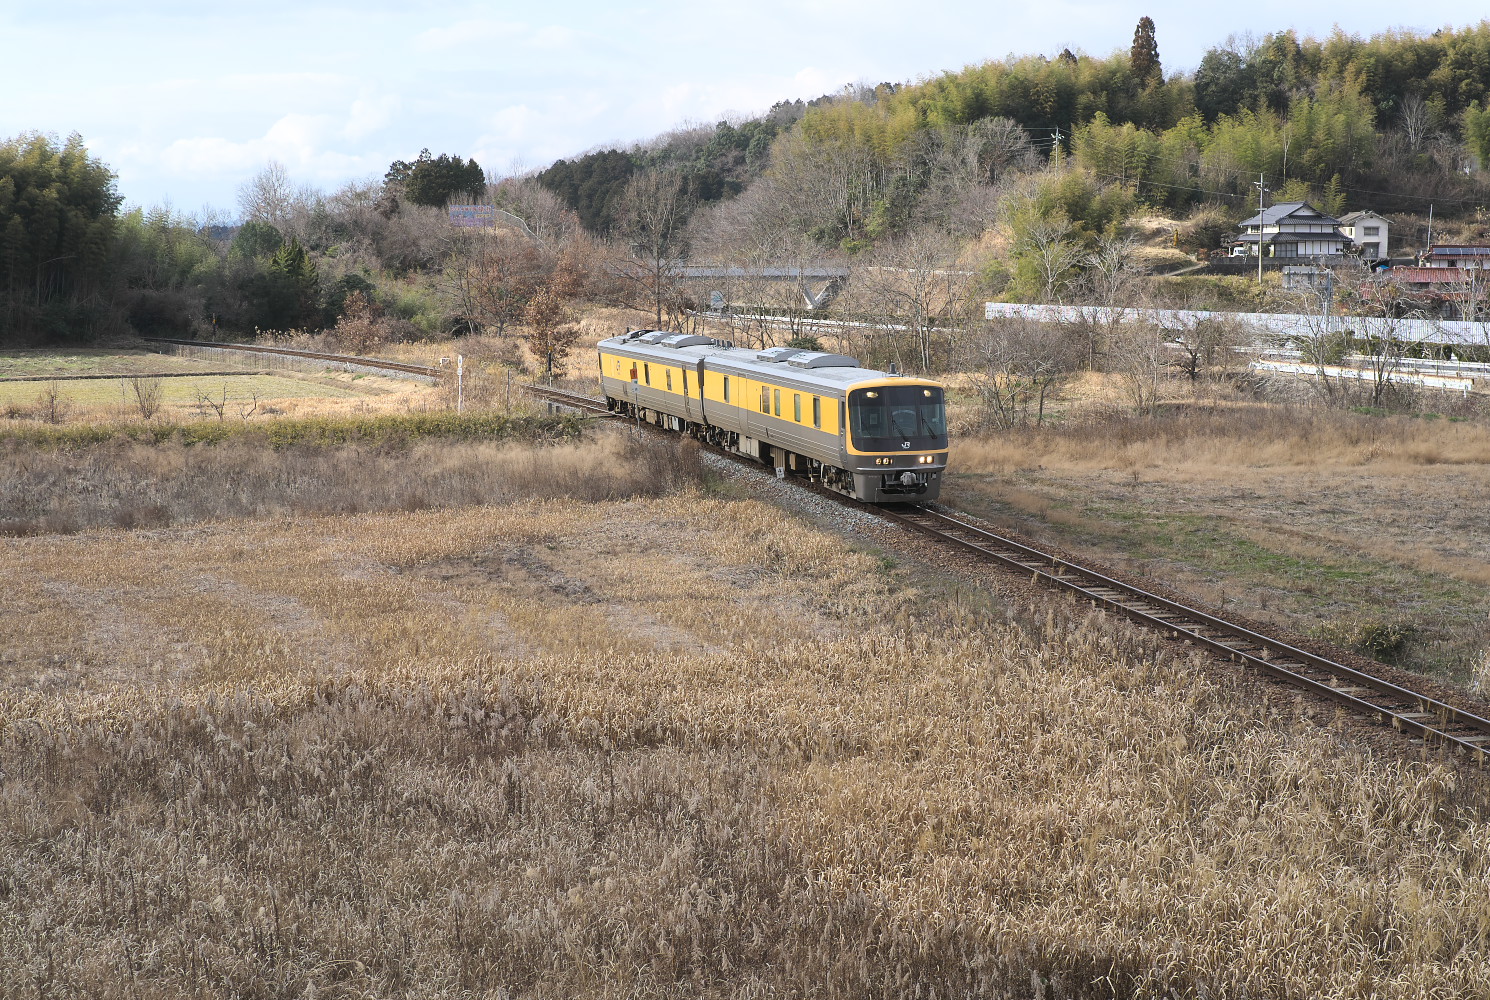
<box><xmin>786</xmin><ymin>352</ymin><xmax>859</xmax><ymax>369</ymax></box>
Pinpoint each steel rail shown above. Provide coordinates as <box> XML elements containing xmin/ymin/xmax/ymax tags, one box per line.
<box><xmin>142</xmin><ymin>338</ymin><xmax>442</xmax><ymax>378</ymax></box>
<box><xmin>518</xmin><ymin>383</ymin><xmax>617</xmax><ymax>416</ymax></box>
<box><xmin>882</xmin><ymin>504</ymin><xmax>1490</xmax><ymax>758</ymax></box>
<box><xmin>511</xmin><ymin>382</ymin><xmax>1490</xmax><ymax>759</ymax></box>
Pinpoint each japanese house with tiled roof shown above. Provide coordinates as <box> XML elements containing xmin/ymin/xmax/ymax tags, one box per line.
<box><xmin>1337</xmin><ymin>211</ymin><xmax>1389</xmax><ymax>259</ymax></box>
<box><xmin>1232</xmin><ymin>202</ymin><xmax>1352</xmax><ymax>258</ymax></box>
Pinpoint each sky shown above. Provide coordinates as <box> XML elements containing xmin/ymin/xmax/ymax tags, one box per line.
<box><xmin>0</xmin><ymin>1</ymin><xmax>1469</xmax><ymax>217</ymax></box>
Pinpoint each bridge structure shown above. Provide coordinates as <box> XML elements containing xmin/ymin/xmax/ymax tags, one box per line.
<box><xmin>675</xmin><ymin>265</ymin><xmax>850</xmax><ymax>311</ymax></box>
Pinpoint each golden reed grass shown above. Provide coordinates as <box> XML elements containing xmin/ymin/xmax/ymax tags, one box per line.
<box><xmin>2</xmin><ymin>496</ymin><xmax>1489</xmax><ymax>997</ymax></box>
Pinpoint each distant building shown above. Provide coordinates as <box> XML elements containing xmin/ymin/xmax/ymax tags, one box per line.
<box><xmin>1337</xmin><ymin>211</ymin><xmax>1389</xmax><ymax>259</ymax></box>
<box><xmin>1232</xmin><ymin>202</ymin><xmax>1352</xmax><ymax>258</ymax></box>
<box><xmin>1421</xmin><ymin>244</ymin><xmax>1490</xmax><ymax>268</ymax></box>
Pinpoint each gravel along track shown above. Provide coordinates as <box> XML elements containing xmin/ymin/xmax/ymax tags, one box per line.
<box><xmin>541</xmin><ymin>381</ymin><xmax>1490</xmax><ymax>764</ymax></box>
<box><xmin>142</xmin><ymin>338</ymin><xmax>441</xmax><ymax>380</ymax></box>
<box><xmin>135</xmin><ymin>351</ymin><xmax>1482</xmax><ymax>767</ymax></box>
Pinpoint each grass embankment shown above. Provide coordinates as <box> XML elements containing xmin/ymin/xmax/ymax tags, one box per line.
<box><xmin>0</xmin><ymin>411</ymin><xmax>676</xmax><ymax>535</ymax></box>
<box><xmin>949</xmin><ymin>404</ymin><xmax>1490</xmax><ymax>681</ymax></box>
<box><xmin>1</xmin><ymin>496</ymin><xmax>1489</xmax><ymax>997</ymax></box>
<box><xmin>0</xmin><ymin>374</ymin><xmax>363</xmax><ymax>409</ymax></box>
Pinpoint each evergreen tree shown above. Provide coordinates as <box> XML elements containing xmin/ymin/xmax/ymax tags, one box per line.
<box><xmin>0</xmin><ymin>132</ymin><xmax>121</xmax><ymax>314</ymax></box>
<box><xmin>1130</xmin><ymin>17</ymin><xmax>1161</xmax><ymax>86</ymax></box>
<box><xmin>386</xmin><ymin>149</ymin><xmax>486</xmax><ymax>208</ymax></box>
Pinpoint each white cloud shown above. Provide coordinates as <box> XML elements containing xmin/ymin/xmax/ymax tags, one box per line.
<box><xmin>529</xmin><ymin>25</ymin><xmax>579</xmax><ymax>49</ymax></box>
<box><xmin>343</xmin><ymin>91</ymin><xmax>399</xmax><ymax>141</ymax></box>
<box><xmin>415</xmin><ymin>18</ymin><xmax>526</xmax><ymax>51</ymax></box>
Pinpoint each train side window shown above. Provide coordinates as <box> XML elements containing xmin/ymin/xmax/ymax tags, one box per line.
<box><xmin>666</xmin><ymin>369</ymin><xmax>673</xmax><ymax>391</ymax></box>
<box><xmin>812</xmin><ymin>396</ymin><xmax>821</xmax><ymax>428</ymax></box>
<box><xmin>723</xmin><ymin>375</ymin><xmax>730</xmax><ymax>403</ymax></box>
<box><xmin>644</xmin><ymin>363</ymin><xmax>651</xmax><ymax>385</ymax></box>
<box><xmin>773</xmin><ymin>389</ymin><xmax>781</xmax><ymax>416</ymax></box>
<box><xmin>793</xmin><ymin>394</ymin><xmax>801</xmax><ymax>422</ymax></box>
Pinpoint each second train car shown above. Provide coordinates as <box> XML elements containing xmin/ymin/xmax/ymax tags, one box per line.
<box><xmin>597</xmin><ymin>330</ymin><xmax>948</xmax><ymax>502</ymax></box>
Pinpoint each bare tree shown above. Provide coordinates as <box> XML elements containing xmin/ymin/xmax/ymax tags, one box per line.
<box><xmin>1019</xmin><ymin>217</ymin><xmax>1085</xmax><ymax>303</ymax></box>
<box><xmin>35</xmin><ymin>381</ymin><xmax>69</xmax><ymax>424</ymax></box>
<box><xmin>1169</xmin><ymin>316</ymin><xmax>1252</xmax><ymax>382</ymax></box>
<box><xmin>1109</xmin><ymin>322</ymin><xmax>1172</xmax><ymax>414</ymax></box>
<box><xmin>129</xmin><ymin>377</ymin><xmax>164</xmax><ymax>421</ymax></box>
<box><xmin>963</xmin><ymin>317</ymin><xmax>1082</xmax><ymax>427</ymax></box>
<box><xmin>614</xmin><ymin>170</ymin><xmax>693</xmax><ymax>327</ymax></box>
<box><xmin>237</xmin><ymin>161</ymin><xmax>313</xmax><ymax>232</ymax></box>
<box><xmin>196</xmin><ymin>387</ymin><xmax>228</xmax><ymax>422</ymax></box>
<box><xmin>446</xmin><ymin>231</ymin><xmax>548</xmax><ymax>337</ymax></box>
<box><xmin>1399</xmin><ymin>95</ymin><xmax>1434</xmax><ymax>154</ymax></box>
<box><xmin>1285</xmin><ymin>267</ymin><xmax>1415</xmax><ymax>407</ymax></box>
<box><xmin>854</xmin><ymin>228</ymin><xmax>974</xmax><ymax>372</ymax></box>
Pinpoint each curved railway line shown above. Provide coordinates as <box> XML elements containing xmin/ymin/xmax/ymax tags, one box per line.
<box><xmin>526</xmin><ymin>382</ymin><xmax>1490</xmax><ymax>760</ymax></box>
<box><xmin>135</xmin><ymin>342</ymin><xmax>1490</xmax><ymax>760</ymax></box>
<box><xmin>143</xmin><ymin>338</ymin><xmax>443</xmax><ymax>379</ymax></box>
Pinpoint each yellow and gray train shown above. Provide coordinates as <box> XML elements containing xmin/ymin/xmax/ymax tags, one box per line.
<box><xmin>598</xmin><ymin>330</ymin><xmax>948</xmax><ymax>502</ymax></box>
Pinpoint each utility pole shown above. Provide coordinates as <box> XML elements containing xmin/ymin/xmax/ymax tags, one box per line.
<box><xmin>1253</xmin><ymin>173</ymin><xmax>1270</xmax><ymax>285</ymax></box>
<box><xmin>1426</xmin><ymin>203</ymin><xmax>1435</xmax><ymax>255</ymax></box>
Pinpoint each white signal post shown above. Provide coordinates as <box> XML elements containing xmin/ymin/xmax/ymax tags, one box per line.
<box><xmin>457</xmin><ymin>354</ymin><xmax>464</xmax><ymax>413</ymax></box>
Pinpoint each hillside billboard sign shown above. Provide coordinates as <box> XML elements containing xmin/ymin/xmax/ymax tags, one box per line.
<box><xmin>449</xmin><ymin>205</ymin><xmax>496</xmax><ymax>228</ymax></box>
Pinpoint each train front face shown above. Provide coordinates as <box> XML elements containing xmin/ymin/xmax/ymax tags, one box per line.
<box><xmin>844</xmin><ymin>381</ymin><xmax>949</xmax><ymax>502</ymax></box>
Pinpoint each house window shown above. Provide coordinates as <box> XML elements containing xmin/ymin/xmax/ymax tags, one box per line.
<box><xmin>1364</xmin><ymin>226</ymin><xmax>1380</xmax><ymax>236</ymax></box>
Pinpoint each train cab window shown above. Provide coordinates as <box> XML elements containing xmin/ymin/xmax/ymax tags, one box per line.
<box><xmin>666</xmin><ymin>369</ymin><xmax>673</xmax><ymax>391</ymax></box>
<box><xmin>760</xmin><ymin>386</ymin><xmax>770</xmax><ymax>413</ymax></box>
<box><xmin>793</xmin><ymin>394</ymin><xmax>801</xmax><ymax>422</ymax></box>
<box><xmin>812</xmin><ymin>396</ymin><xmax>821</xmax><ymax>428</ymax></box>
<box><xmin>643</xmin><ymin>363</ymin><xmax>651</xmax><ymax>385</ymax></box>
<box><xmin>773</xmin><ymin>389</ymin><xmax>781</xmax><ymax>416</ymax></box>
<box><xmin>723</xmin><ymin>376</ymin><xmax>730</xmax><ymax>403</ymax></box>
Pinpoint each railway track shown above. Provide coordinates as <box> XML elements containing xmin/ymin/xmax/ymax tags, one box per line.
<box><xmin>519</xmin><ymin>382</ymin><xmax>617</xmax><ymax>415</ymax></box>
<box><xmin>515</xmin><ymin>383</ymin><xmax>1490</xmax><ymax>759</ymax></box>
<box><xmin>143</xmin><ymin>338</ymin><xmax>442</xmax><ymax>379</ymax></box>
<box><xmin>879</xmin><ymin>505</ymin><xmax>1490</xmax><ymax>759</ymax></box>
<box><xmin>109</xmin><ymin>343</ymin><xmax>1488</xmax><ymax>759</ymax></box>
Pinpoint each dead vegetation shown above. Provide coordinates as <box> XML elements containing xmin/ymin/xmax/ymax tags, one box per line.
<box><xmin>1</xmin><ymin>497</ymin><xmax>1489</xmax><ymax>997</ymax></box>
<box><xmin>948</xmin><ymin>404</ymin><xmax>1490</xmax><ymax>681</ymax></box>
<box><xmin>0</xmin><ymin>431</ymin><xmax>701</xmax><ymax>536</ymax></box>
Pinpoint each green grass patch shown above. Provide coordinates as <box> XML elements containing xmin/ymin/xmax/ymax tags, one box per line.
<box><xmin>0</xmin><ymin>410</ymin><xmax>592</xmax><ymax>450</ymax></box>
<box><xmin>0</xmin><ymin>374</ymin><xmax>359</xmax><ymax>407</ymax></box>
<box><xmin>0</xmin><ymin>349</ymin><xmax>252</xmax><ymax>378</ymax></box>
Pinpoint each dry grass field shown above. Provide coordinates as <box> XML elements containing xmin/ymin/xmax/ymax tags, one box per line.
<box><xmin>3</xmin><ymin>427</ymin><xmax>1490</xmax><ymax>997</ymax></box>
<box><xmin>948</xmin><ymin>404</ymin><xmax>1490</xmax><ymax>682</ymax></box>
<box><xmin>0</xmin><ymin>347</ymin><xmax>438</xmax><ymax>425</ymax></box>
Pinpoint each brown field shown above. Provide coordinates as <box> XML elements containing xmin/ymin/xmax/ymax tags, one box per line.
<box><xmin>3</xmin><ymin>427</ymin><xmax>1490</xmax><ymax>996</ymax></box>
<box><xmin>948</xmin><ymin>404</ymin><xmax>1490</xmax><ymax>682</ymax></box>
<box><xmin>0</xmin><ymin>346</ymin><xmax>436</xmax><ymax>426</ymax></box>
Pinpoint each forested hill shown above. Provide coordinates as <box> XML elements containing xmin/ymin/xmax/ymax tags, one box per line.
<box><xmin>7</xmin><ymin>19</ymin><xmax>1490</xmax><ymax>345</ymax></box>
<box><xmin>540</xmin><ymin>21</ymin><xmax>1490</xmax><ymax>234</ymax></box>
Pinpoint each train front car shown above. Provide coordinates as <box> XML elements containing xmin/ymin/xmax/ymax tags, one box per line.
<box><xmin>838</xmin><ymin>377</ymin><xmax>948</xmax><ymax>502</ymax></box>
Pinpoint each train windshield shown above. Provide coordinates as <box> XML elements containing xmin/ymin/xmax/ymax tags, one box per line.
<box><xmin>848</xmin><ymin>385</ymin><xmax>947</xmax><ymax>452</ymax></box>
